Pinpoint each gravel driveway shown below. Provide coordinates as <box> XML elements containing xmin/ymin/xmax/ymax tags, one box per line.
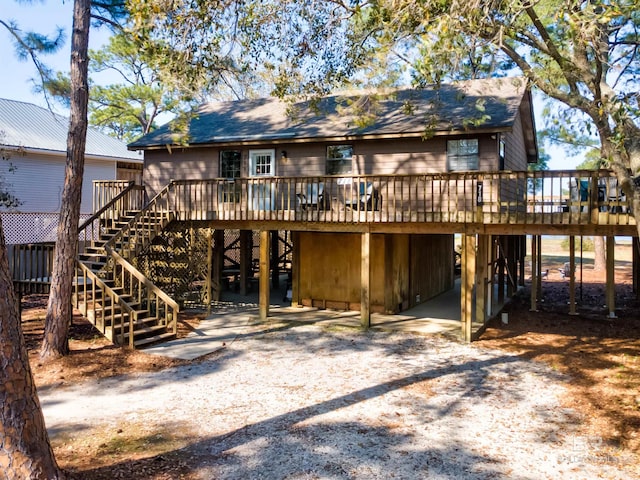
<box><xmin>39</xmin><ymin>325</ymin><xmax>636</xmax><ymax>479</ymax></box>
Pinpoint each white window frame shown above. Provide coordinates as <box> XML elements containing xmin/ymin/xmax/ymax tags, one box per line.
<box><xmin>326</xmin><ymin>145</ymin><xmax>353</xmax><ymax>175</ymax></box>
<box><xmin>249</xmin><ymin>149</ymin><xmax>275</xmax><ymax>177</ymax></box>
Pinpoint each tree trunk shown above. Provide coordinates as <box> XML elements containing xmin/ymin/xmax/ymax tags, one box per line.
<box><xmin>41</xmin><ymin>0</ymin><xmax>91</xmax><ymax>360</ymax></box>
<box><xmin>0</xmin><ymin>218</ymin><xmax>64</xmax><ymax>479</ymax></box>
<box><xmin>593</xmin><ymin>236</ymin><xmax>606</xmax><ymax>271</ymax></box>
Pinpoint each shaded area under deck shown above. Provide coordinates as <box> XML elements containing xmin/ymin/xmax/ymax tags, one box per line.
<box><xmin>143</xmin><ymin>278</ymin><xmax>500</xmax><ymax>360</ymax></box>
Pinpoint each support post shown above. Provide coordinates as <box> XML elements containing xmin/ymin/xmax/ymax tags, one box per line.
<box><xmin>213</xmin><ymin>229</ymin><xmax>224</xmax><ymax>302</ymax></box>
<box><xmin>606</xmin><ymin>235</ymin><xmax>616</xmax><ymax>319</ymax></box>
<box><xmin>536</xmin><ymin>235</ymin><xmax>542</xmax><ymax>300</ymax></box>
<box><xmin>259</xmin><ymin>230</ymin><xmax>271</xmax><ymax>321</ymax></box>
<box><xmin>461</xmin><ymin>234</ymin><xmax>476</xmax><ymax>342</ymax></box>
<box><xmin>291</xmin><ymin>231</ymin><xmax>300</xmax><ymax>307</ymax></box>
<box><xmin>361</xmin><ymin>231</ymin><xmax>371</xmax><ymax>328</ymax></box>
<box><xmin>569</xmin><ymin>236</ymin><xmax>577</xmax><ymax>315</ymax></box>
<box><xmin>205</xmin><ymin>229</ymin><xmax>213</xmax><ymax>313</ymax></box>
<box><xmin>271</xmin><ymin>230</ymin><xmax>280</xmax><ymax>289</ymax></box>
<box><xmin>519</xmin><ymin>235</ymin><xmax>526</xmax><ymax>286</ymax></box>
<box><xmin>497</xmin><ymin>236</ymin><xmax>505</xmax><ymax>305</ymax></box>
<box><xmin>476</xmin><ymin>235</ymin><xmax>489</xmax><ymax>327</ymax></box>
<box><xmin>239</xmin><ymin>230</ymin><xmax>251</xmax><ymax>295</ymax></box>
<box><xmin>530</xmin><ymin>234</ymin><xmax>538</xmax><ymax>312</ymax></box>
<box><xmin>634</xmin><ymin>237</ymin><xmax>640</xmax><ymax>300</ymax></box>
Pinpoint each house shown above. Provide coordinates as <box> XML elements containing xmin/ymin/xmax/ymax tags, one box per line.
<box><xmin>0</xmin><ymin>98</ymin><xmax>143</xmax><ymax>244</ymax></box>
<box><xmin>123</xmin><ymin>77</ymin><xmax>541</xmax><ymax>335</ymax></box>
<box><xmin>12</xmin><ymin>76</ymin><xmax>626</xmax><ymax>347</ymax></box>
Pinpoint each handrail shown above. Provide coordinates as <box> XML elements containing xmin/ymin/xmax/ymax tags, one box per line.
<box><xmin>102</xmin><ymin>181</ymin><xmax>174</xmax><ymax>259</ymax></box>
<box><xmin>153</xmin><ymin>169</ymin><xmax>632</xmax><ymax>228</ymax></box>
<box><xmin>79</xmin><ymin>181</ymin><xmax>135</xmax><ymax>232</ymax></box>
<box><xmin>104</xmin><ymin>246</ymin><xmax>180</xmax><ymax>315</ymax></box>
<box><xmin>76</xmin><ymin>261</ymin><xmax>137</xmax><ymax>347</ymax></box>
<box><xmin>78</xmin><ymin>181</ymin><xmax>145</xmax><ymax>247</ymax></box>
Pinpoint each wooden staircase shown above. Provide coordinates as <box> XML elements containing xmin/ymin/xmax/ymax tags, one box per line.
<box><xmin>74</xmin><ymin>183</ymin><xmax>180</xmax><ymax>348</ymax></box>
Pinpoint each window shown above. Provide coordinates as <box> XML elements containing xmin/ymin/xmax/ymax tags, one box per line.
<box><xmin>220</xmin><ymin>150</ymin><xmax>241</xmax><ymax>203</ymax></box>
<box><xmin>250</xmin><ymin>149</ymin><xmax>274</xmax><ymax>176</ymax></box>
<box><xmin>220</xmin><ymin>150</ymin><xmax>241</xmax><ymax>178</ymax></box>
<box><xmin>447</xmin><ymin>139</ymin><xmax>479</xmax><ymax>171</ymax></box>
<box><xmin>499</xmin><ymin>138</ymin><xmax>506</xmax><ymax>170</ymax></box>
<box><xmin>326</xmin><ymin>145</ymin><xmax>353</xmax><ymax>175</ymax></box>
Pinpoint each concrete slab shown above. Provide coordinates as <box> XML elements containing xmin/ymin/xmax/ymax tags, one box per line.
<box><xmin>143</xmin><ymin>278</ymin><xmax>503</xmax><ymax>360</ymax></box>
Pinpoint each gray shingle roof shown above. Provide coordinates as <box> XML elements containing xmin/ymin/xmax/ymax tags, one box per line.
<box><xmin>129</xmin><ymin>77</ymin><xmax>531</xmax><ymax>150</ymax></box>
<box><xmin>0</xmin><ymin>98</ymin><xmax>142</xmax><ymax>162</ymax></box>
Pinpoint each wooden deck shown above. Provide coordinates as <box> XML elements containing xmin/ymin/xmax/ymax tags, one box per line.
<box><xmin>148</xmin><ymin>170</ymin><xmax>636</xmax><ymax>236</ymax></box>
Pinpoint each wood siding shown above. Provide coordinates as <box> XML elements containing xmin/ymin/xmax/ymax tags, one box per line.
<box><xmin>410</xmin><ymin>234</ymin><xmax>455</xmax><ymax>306</ymax></box>
<box><xmin>296</xmin><ymin>231</ymin><xmax>453</xmax><ymax>313</ymax></box>
<box><xmin>503</xmin><ymin>108</ymin><xmax>529</xmax><ymax>171</ymax></box>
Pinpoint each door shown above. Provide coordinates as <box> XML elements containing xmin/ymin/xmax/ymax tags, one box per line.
<box><xmin>249</xmin><ymin>149</ymin><xmax>275</xmax><ymax>210</ymax></box>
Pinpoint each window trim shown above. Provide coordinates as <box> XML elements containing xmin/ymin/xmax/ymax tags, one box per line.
<box><xmin>447</xmin><ymin>138</ymin><xmax>479</xmax><ymax>172</ymax></box>
<box><xmin>326</xmin><ymin>144</ymin><xmax>353</xmax><ymax>175</ymax></box>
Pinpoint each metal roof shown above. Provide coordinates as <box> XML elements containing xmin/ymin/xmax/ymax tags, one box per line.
<box><xmin>129</xmin><ymin>77</ymin><xmax>533</xmax><ymax>150</ymax></box>
<box><xmin>0</xmin><ymin>98</ymin><xmax>142</xmax><ymax>162</ymax></box>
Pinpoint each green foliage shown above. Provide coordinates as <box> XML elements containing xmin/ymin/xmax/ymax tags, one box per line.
<box><xmin>351</xmin><ymin>0</ymin><xmax>640</xmax><ymax>175</ymax></box>
<box><xmin>560</xmin><ymin>236</ymin><xmax>594</xmax><ymax>252</ymax></box>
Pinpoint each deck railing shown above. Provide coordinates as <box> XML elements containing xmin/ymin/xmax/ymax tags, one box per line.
<box><xmin>154</xmin><ymin>170</ymin><xmax>633</xmax><ymax>227</ymax></box>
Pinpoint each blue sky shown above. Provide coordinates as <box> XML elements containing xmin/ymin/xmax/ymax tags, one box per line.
<box><xmin>1</xmin><ymin>0</ymin><xmax>110</xmax><ymax>112</ymax></box>
<box><xmin>1</xmin><ymin>1</ymin><xmax>581</xmax><ymax>169</ymax></box>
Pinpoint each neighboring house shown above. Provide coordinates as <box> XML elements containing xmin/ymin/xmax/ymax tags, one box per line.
<box><xmin>0</xmin><ymin>98</ymin><xmax>143</xmax><ymax>244</ymax></box>
<box><xmin>129</xmin><ymin>77</ymin><xmax>537</xmax><ymax>319</ymax></box>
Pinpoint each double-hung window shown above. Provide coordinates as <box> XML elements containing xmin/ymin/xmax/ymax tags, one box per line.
<box><xmin>447</xmin><ymin>139</ymin><xmax>479</xmax><ymax>171</ymax></box>
<box><xmin>326</xmin><ymin>145</ymin><xmax>353</xmax><ymax>175</ymax></box>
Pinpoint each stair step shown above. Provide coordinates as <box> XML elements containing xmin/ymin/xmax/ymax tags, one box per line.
<box><xmin>124</xmin><ymin>323</ymin><xmax>166</xmax><ymax>340</ymax></box>
<box><xmin>133</xmin><ymin>332</ymin><xmax>177</xmax><ymax>348</ymax></box>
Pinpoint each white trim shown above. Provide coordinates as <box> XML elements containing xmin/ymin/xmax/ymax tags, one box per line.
<box><xmin>249</xmin><ymin>149</ymin><xmax>275</xmax><ymax>177</ymax></box>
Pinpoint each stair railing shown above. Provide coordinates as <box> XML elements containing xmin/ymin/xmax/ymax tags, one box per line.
<box><xmin>78</xmin><ymin>181</ymin><xmax>145</xmax><ymax>249</ymax></box>
<box><xmin>104</xmin><ymin>248</ymin><xmax>179</xmax><ymax>343</ymax></box>
<box><xmin>103</xmin><ymin>182</ymin><xmax>175</xmax><ymax>261</ymax></box>
<box><xmin>75</xmin><ymin>181</ymin><xmax>177</xmax><ymax>348</ymax></box>
<box><xmin>75</xmin><ymin>262</ymin><xmax>137</xmax><ymax>347</ymax></box>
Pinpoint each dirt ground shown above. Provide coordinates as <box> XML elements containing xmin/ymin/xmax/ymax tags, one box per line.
<box><xmin>21</xmin><ymin>260</ymin><xmax>640</xmax><ymax>479</ymax></box>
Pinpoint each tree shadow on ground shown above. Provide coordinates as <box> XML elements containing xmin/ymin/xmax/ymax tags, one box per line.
<box><xmin>478</xmin><ymin>283</ymin><xmax>640</xmax><ymax>460</ymax></box>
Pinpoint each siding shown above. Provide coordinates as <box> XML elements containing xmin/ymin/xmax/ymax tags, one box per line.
<box><xmin>502</xmin><ymin>109</ymin><xmax>528</xmax><ymax>171</ymax></box>
<box><xmin>0</xmin><ymin>152</ymin><xmax>115</xmax><ymax>214</ymax></box>
<box><xmin>143</xmin><ymin>134</ymin><xmax>506</xmax><ymax>194</ymax></box>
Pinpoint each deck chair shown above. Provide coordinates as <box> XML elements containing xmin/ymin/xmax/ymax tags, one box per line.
<box><xmin>345</xmin><ymin>182</ymin><xmax>381</xmax><ymax>211</ymax></box>
<box><xmin>296</xmin><ymin>182</ymin><xmax>326</xmax><ymax>210</ymax></box>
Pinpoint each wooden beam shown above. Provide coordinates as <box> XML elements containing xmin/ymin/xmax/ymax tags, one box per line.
<box><xmin>291</xmin><ymin>231</ymin><xmax>301</xmax><ymax>307</ymax></box>
<box><xmin>606</xmin><ymin>235</ymin><xmax>616</xmax><ymax>319</ymax></box>
<box><xmin>530</xmin><ymin>234</ymin><xmax>538</xmax><ymax>312</ymax></box>
<box><xmin>361</xmin><ymin>231</ymin><xmax>371</xmax><ymax>328</ymax></box>
<box><xmin>634</xmin><ymin>237</ymin><xmax>640</xmax><ymax>299</ymax></box>
<box><xmin>476</xmin><ymin>234</ymin><xmax>489</xmax><ymax>327</ymax></box>
<box><xmin>536</xmin><ymin>235</ymin><xmax>542</xmax><ymax>300</ymax></box>
<box><xmin>461</xmin><ymin>234</ymin><xmax>476</xmax><ymax>342</ymax></box>
<box><xmin>569</xmin><ymin>235</ymin><xmax>577</xmax><ymax>315</ymax></box>
<box><xmin>271</xmin><ymin>230</ymin><xmax>280</xmax><ymax>289</ymax></box>
<box><xmin>213</xmin><ymin>229</ymin><xmax>224</xmax><ymax>302</ymax></box>
<box><xmin>259</xmin><ymin>230</ymin><xmax>271</xmax><ymax>321</ymax></box>
<box><xmin>205</xmin><ymin>229</ymin><xmax>213</xmax><ymax>313</ymax></box>
<box><xmin>239</xmin><ymin>230</ymin><xmax>251</xmax><ymax>295</ymax></box>
<box><xmin>497</xmin><ymin>236</ymin><xmax>505</xmax><ymax>305</ymax></box>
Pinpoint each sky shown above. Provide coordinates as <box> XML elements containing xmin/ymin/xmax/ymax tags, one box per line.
<box><xmin>1</xmin><ymin>0</ymin><xmax>110</xmax><ymax>113</ymax></box>
<box><xmin>1</xmin><ymin>1</ymin><xmax>582</xmax><ymax>170</ymax></box>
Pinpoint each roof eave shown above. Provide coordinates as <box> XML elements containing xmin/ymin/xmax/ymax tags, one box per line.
<box><xmin>130</xmin><ymin>125</ymin><xmax>514</xmax><ymax>152</ymax></box>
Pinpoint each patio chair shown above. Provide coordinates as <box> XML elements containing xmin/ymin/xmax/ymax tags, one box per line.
<box><xmin>296</xmin><ymin>182</ymin><xmax>326</xmax><ymax>210</ymax></box>
<box><xmin>344</xmin><ymin>182</ymin><xmax>381</xmax><ymax>211</ymax></box>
